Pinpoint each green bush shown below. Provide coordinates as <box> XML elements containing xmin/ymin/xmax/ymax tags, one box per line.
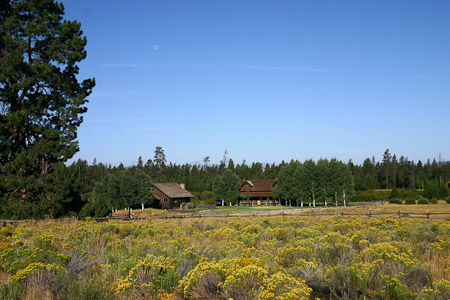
<box><xmin>200</xmin><ymin>191</ymin><xmax>216</xmax><ymax>205</ymax></box>
<box><xmin>417</xmin><ymin>198</ymin><xmax>430</xmax><ymax>205</ymax></box>
<box><xmin>423</xmin><ymin>182</ymin><xmax>439</xmax><ymax>199</ymax></box>
<box><xmin>396</xmin><ymin>189</ymin><xmax>421</xmax><ymax>200</ymax></box>
<box><xmin>445</xmin><ymin>196</ymin><xmax>450</xmax><ymax>204</ymax></box>
<box><xmin>404</xmin><ymin>198</ymin><xmax>416</xmax><ymax>205</ymax></box>
<box><xmin>389</xmin><ymin>198</ymin><xmax>403</xmax><ymax>204</ymax></box>
<box><xmin>353</xmin><ymin>190</ymin><xmax>390</xmax><ymax>202</ymax></box>
<box><xmin>438</xmin><ymin>185</ymin><xmax>449</xmax><ymax>199</ymax></box>
<box><xmin>353</xmin><ymin>189</ymin><xmax>421</xmax><ymax>202</ymax></box>
<box><xmin>389</xmin><ymin>188</ymin><xmax>399</xmax><ymax>199</ymax></box>
<box><xmin>430</xmin><ymin>198</ymin><xmax>438</xmax><ymax>204</ymax></box>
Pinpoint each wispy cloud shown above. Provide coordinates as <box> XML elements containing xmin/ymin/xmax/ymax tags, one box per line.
<box><xmin>124</xmin><ymin>127</ymin><xmax>163</xmax><ymax>130</ymax></box>
<box><xmin>99</xmin><ymin>63</ymin><xmax>332</xmax><ymax>72</ymax></box>
<box><xmin>85</xmin><ymin>118</ymin><xmax>159</xmax><ymax>123</ymax></box>
<box><xmin>239</xmin><ymin>65</ymin><xmax>330</xmax><ymax>72</ymax></box>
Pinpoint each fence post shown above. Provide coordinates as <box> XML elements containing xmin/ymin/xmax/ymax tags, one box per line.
<box><xmin>398</xmin><ymin>210</ymin><xmax>401</xmax><ymax>219</ymax></box>
<box><xmin>341</xmin><ymin>212</ymin><xmax>344</xmax><ymax>217</ymax></box>
<box><xmin>427</xmin><ymin>212</ymin><xmax>430</xmax><ymax>219</ymax></box>
<box><xmin>368</xmin><ymin>212</ymin><xmax>371</xmax><ymax>218</ymax></box>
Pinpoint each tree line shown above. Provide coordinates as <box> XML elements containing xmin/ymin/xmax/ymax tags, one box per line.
<box><xmin>2</xmin><ymin>141</ymin><xmax>450</xmax><ymax>219</ymax></box>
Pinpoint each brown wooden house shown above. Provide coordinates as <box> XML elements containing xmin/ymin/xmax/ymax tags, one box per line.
<box><xmin>152</xmin><ymin>183</ymin><xmax>193</xmax><ymax>209</ymax></box>
<box><xmin>239</xmin><ymin>179</ymin><xmax>277</xmax><ymax>206</ymax></box>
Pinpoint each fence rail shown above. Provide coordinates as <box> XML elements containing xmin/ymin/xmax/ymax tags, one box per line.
<box><xmin>1</xmin><ymin>210</ymin><xmax>450</xmax><ymax>226</ymax></box>
<box><xmin>150</xmin><ymin>210</ymin><xmax>450</xmax><ymax>220</ymax></box>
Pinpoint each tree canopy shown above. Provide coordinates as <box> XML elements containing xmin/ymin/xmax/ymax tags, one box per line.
<box><xmin>0</xmin><ymin>0</ymin><xmax>94</xmax><ymax>218</ymax></box>
<box><xmin>212</xmin><ymin>169</ymin><xmax>240</xmax><ymax>204</ymax></box>
<box><xmin>82</xmin><ymin>169</ymin><xmax>153</xmax><ymax>217</ymax></box>
<box><xmin>276</xmin><ymin>159</ymin><xmax>354</xmax><ymax>206</ymax></box>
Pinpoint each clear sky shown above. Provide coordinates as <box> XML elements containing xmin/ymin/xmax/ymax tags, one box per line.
<box><xmin>62</xmin><ymin>0</ymin><xmax>450</xmax><ymax>166</ymax></box>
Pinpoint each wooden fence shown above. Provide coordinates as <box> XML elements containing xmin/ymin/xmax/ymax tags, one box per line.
<box><xmin>150</xmin><ymin>210</ymin><xmax>450</xmax><ymax>220</ymax></box>
<box><xmin>1</xmin><ymin>210</ymin><xmax>450</xmax><ymax>226</ymax></box>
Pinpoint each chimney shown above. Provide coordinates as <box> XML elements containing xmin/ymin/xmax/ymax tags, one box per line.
<box><xmin>179</xmin><ymin>183</ymin><xmax>186</xmax><ymax>190</ymax></box>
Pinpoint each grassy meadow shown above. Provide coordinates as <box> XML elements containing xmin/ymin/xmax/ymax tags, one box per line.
<box><xmin>1</xmin><ymin>204</ymin><xmax>450</xmax><ymax>299</ymax></box>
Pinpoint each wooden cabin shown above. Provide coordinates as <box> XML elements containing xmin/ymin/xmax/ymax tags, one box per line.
<box><xmin>152</xmin><ymin>183</ymin><xmax>193</xmax><ymax>209</ymax></box>
<box><xmin>239</xmin><ymin>179</ymin><xmax>277</xmax><ymax>206</ymax></box>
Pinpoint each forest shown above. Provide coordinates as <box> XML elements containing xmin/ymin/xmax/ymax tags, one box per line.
<box><xmin>5</xmin><ymin>146</ymin><xmax>449</xmax><ymax>219</ymax></box>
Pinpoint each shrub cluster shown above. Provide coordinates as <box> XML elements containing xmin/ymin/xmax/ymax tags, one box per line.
<box><xmin>417</xmin><ymin>198</ymin><xmax>430</xmax><ymax>205</ymax></box>
<box><xmin>389</xmin><ymin>198</ymin><xmax>403</xmax><ymax>204</ymax></box>
<box><xmin>0</xmin><ymin>216</ymin><xmax>449</xmax><ymax>299</ymax></box>
<box><xmin>405</xmin><ymin>198</ymin><xmax>417</xmax><ymax>205</ymax></box>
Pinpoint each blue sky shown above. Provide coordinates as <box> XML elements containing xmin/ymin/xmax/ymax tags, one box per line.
<box><xmin>62</xmin><ymin>0</ymin><xmax>450</xmax><ymax>166</ymax></box>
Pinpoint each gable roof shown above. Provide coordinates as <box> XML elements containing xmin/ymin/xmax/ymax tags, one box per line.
<box><xmin>240</xmin><ymin>179</ymin><xmax>277</xmax><ymax>191</ymax></box>
<box><xmin>153</xmin><ymin>183</ymin><xmax>194</xmax><ymax>199</ymax></box>
<box><xmin>240</xmin><ymin>179</ymin><xmax>277</xmax><ymax>198</ymax></box>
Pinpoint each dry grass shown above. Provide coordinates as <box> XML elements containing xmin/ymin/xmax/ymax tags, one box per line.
<box><xmin>147</xmin><ymin>201</ymin><xmax>450</xmax><ymax>220</ymax></box>
<box><xmin>112</xmin><ymin>207</ymin><xmax>166</xmax><ymax>219</ymax></box>
<box><xmin>327</xmin><ymin>201</ymin><xmax>450</xmax><ymax>215</ymax></box>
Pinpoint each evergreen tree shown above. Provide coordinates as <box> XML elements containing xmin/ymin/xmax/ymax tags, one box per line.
<box><xmin>382</xmin><ymin>149</ymin><xmax>392</xmax><ymax>189</ymax></box>
<box><xmin>212</xmin><ymin>170</ymin><xmax>240</xmax><ymax>205</ymax></box>
<box><xmin>83</xmin><ymin>169</ymin><xmax>153</xmax><ymax>217</ymax></box>
<box><xmin>0</xmin><ymin>0</ymin><xmax>94</xmax><ymax>218</ymax></box>
<box><xmin>276</xmin><ymin>163</ymin><xmax>296</xmax><ymax>205</ymax></box>
<box><xmin>153</xmin><ymin>146</ymin><xmax>166</xmax><ymax>181</ymax></box>
<box><xmin>136</xmin><ymin>156</ymin><xmax>144</xmax><ymax>170</ymax></box>
<box><xmin>302</xmin><ymin>159</ymin><xmax>317</xmax><ymax>206</ymax></box>
<box><xmin>212</xmin><ymin>175</ymin><xmax>226</xmax><ymax>202</ymax></box>
<box><xmin>222</xmin><ymin>169</ymin><xmax>240</xmax><ymax>204</ymax></box>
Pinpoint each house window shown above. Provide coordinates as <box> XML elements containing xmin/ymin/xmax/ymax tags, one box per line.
<box><xmin>163</xmin><ymin>198</ymin><xmax>168</xmax><ymax>202</ymax></box>
<box><xmin>244</xmin><ymin>184</ymin><xmax>250</xmax><ymax>189</ymax></box>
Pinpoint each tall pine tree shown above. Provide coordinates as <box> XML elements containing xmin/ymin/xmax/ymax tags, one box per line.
<box><xmin>0</xmin><ymin>0</ymin><xmax>94</xmax><ymax>218</ymax></box>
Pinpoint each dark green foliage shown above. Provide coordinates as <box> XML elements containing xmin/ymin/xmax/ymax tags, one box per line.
<box><xmin>200</xmin><ymin>191</ymin><xmax>215</xmax><ymax>204</ymax></box>
<box><xmin>0</xmin><ymin>0</ymin><xmax>94</xmax><ymax>218</ymax></box>
<box><xmin>75</xmin><ymin>151</ymin><xmax>447</xmax><ymax>208</ymax></box>
<box><xmin>405</xmin><ymin>198</ymin><xmax>416</xmax><ymax>205</ymax></box>
<box><xmin>423</xmin><ymin>182</ymin><xmax>439</xmax><ymax>199</ymax></box>
<box><xmin>277</xmin><ymin>159</ymin><xmax>354</xmax><ymax>205</ymax></box>
<box><xmin>212</xmin><ymin>170</ymin><xmax>240</xmax><ymax>204</ymax></box>
<box><xmin>389</xmin><ymin>188</ymin><xmax>399</xmax><ymax>199</ymax></box>
<box><xmin>438</xmin><ymin>185</ymin><xmax>449</xmax><ymax>199</ymax></box>
<box><xmin>82</xmin><ymin>169</ymin><xmax>153</xmax><ymax>217</ymax></box>
<box><xmin>388</xmin><ymin>198</ymin><xmax>403</xmax><ymax>204</ymax></box>
<box><xmin>445</xmin><ymin>196</ymin><xmax>450</xmax><ymax>204</ymax></box>
<box><xmin>395</xmin><ymin>189</ymin><xmax>421</xmax><ymax>199</ymax></box>
<box><xmin>352</xmin><ymin>190</ymin><xmax>390</xmax><ymax>202</ymax></box>
<box><xmin>45</xmin><ymin>163</ymin><xmax>84</xmax><ymax>217</ymax></box>
<box><xmin>417</xmin><ymin>198</ymin><xmax>429</xmax><ymax>204</ymax></box>
<box><xmin>212</xmin><ymin>175</ymin><xmax>225</xmax><ymax>201</ymax></box>
<box><xmin>429</xmin><ymin>198</ymin><xmax>438</xmax><ymax>204</ymax></box>
<box><xmin>277</xmin><ymin>162</ymin><xmax>302</xmax><ymax>204</ymax></box>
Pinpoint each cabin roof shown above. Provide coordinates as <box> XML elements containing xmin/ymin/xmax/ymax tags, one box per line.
<box><xmin>240</xmin><ymin>179</ymin><xmax>277</xmax><ymax>191</ymax></box>
<box><xmin>153</xmin><ymin>183</ymin><xmax>194</xmax><ymax>199</ymax></box>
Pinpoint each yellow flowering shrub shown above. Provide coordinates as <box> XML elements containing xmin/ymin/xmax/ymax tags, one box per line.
<box><xmin>0</xmin><ymin>215</ymin><xmax>448</xmax><ymax>299</ymax></box>
<box><xmin>259</xmin><ymin>272</ymin><xmax>312</xmax><ymax>300</ymax></box>
<box><xmin>221</xmin><ymin>264</ymin><xmax>268</xmax><ymax>299</ymax></box>
<box><xmin>115</xmin><ymin>254</ymin><xmax>178</xmax><ymax>295</ymax></box>
<box><xmin>9</xmin><ymin>262</ymin><xmax>60</xmax><ymax>283</ymax></box>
